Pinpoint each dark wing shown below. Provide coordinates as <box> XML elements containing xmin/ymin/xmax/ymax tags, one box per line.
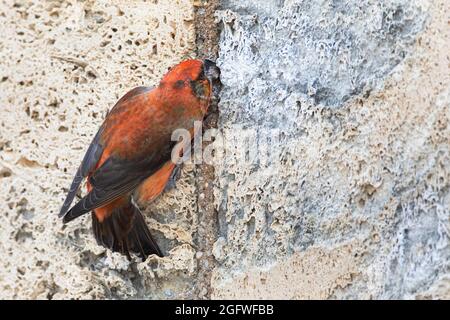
<box><xmin>62</xmin><ymin>146</ymin><xmax>173</xmax><ymax>223</ymax></box>
<box><xmin>59</xmin><ymin>86</ymin><xmax>153</xmax><ymax>218</ymax></box>
<box><xmin>58</xmin><ymin>127</ymin><xmax>104</xmax><ymax>217</ymax></box>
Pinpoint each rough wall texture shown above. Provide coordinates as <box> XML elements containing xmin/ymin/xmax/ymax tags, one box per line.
<box><xmin>0</xmin><ymin>0</ymin><xmax>202</xmax><ymax>299</ymax></box>
<box><xmin>0</xmin><ymin>0</ymin><xmax>449</xmax><ymax>300</ymax></box>
<box><xmin>211</xmin><ymin>0</ymin><xmax>449</xmax><ymax>299</ymax></box>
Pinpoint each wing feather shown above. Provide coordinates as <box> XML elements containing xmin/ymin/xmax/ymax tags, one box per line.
<box><xmin>59</xmin><ymin>86</ymin><xmax>154</xmax><ymax>219</ymax></box>
<box><xmin>58</xmin><ymin>127</ymin><xmax>104</xmax><ymax>217</ymax></box>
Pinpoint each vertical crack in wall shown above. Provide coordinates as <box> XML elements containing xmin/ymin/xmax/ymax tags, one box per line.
<box><xmin>193</xmin><ymin>0</ymin><xmax>220</xmax><ymax>299</ymax></box>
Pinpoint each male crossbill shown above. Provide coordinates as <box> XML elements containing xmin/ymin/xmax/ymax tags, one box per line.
<box><xmin>59</xmin><ymin>59</ymin><xmax>220</xmax><ymax>260</ymax></box>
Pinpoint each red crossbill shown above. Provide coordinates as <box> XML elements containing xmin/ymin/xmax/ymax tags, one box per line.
<box><xmin>59</xmin><ymin>59</ymin><xmax>220</xmax><ymax>260</ymax></box>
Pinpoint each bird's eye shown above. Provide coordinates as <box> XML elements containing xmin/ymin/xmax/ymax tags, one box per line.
<box><xmin>173</xmin><ymin>80</ymin><xmax>185</xmax><ymax>89</ymax></box>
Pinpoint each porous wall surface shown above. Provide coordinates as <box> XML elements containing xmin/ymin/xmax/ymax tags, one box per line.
<box><xmin>0</xmin><ymin>0</ymin><xmax>201</xmax><ymax>299</ymax></box>
<box><xmin>211</xmin><ymin>0</ymin><xmax>449</xmax><ymax>299</ymax></box>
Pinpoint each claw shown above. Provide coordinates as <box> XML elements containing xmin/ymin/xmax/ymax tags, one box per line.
<box><xmin>165</xmin><ymin>164</ymin><xmax>182</xmax><ymax>192</ymax></box>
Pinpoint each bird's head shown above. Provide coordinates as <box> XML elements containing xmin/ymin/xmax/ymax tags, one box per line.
<box><xmin>159</xmin><ymin>59</ymin><xmax>221</xmax><ymax>113</ymax></box>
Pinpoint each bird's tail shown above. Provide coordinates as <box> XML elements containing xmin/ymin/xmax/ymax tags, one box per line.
<box><xmin>91</xmin><ymin>199</ymin><xmax>163</xmax><ymax>260</ymax></box>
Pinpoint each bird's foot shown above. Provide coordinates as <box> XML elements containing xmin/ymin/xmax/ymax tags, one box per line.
<box><xmin>165</xmin><ymin>164</ymin><xmax>182</xmax><ymax>192</ymax></box>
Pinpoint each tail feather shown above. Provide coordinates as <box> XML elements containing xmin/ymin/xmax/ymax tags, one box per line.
<box><xmin>92</xmin><ymin>201</ymin><xmax>162</xmax><ymax>260</ymax></box>
<box><xmin>130</xmin><ymin>209</ymin><xmax>162</xmax><ymax>257</ymax></box>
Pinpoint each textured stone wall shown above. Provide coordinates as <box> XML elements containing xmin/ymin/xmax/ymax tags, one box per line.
<box><xmin>0</xmin><ymin>0</ymin><xmax>200</xmax><ymax>299</ymax></box>
<box><xmin>211</xmin><ymin>0</ymin><xmax>449</xmax><ymax>299</ymax></box>
<box><xmin>0</xmin><ymin>0</ymin><xmax>448</xmax><ymax>299</ymax></box>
